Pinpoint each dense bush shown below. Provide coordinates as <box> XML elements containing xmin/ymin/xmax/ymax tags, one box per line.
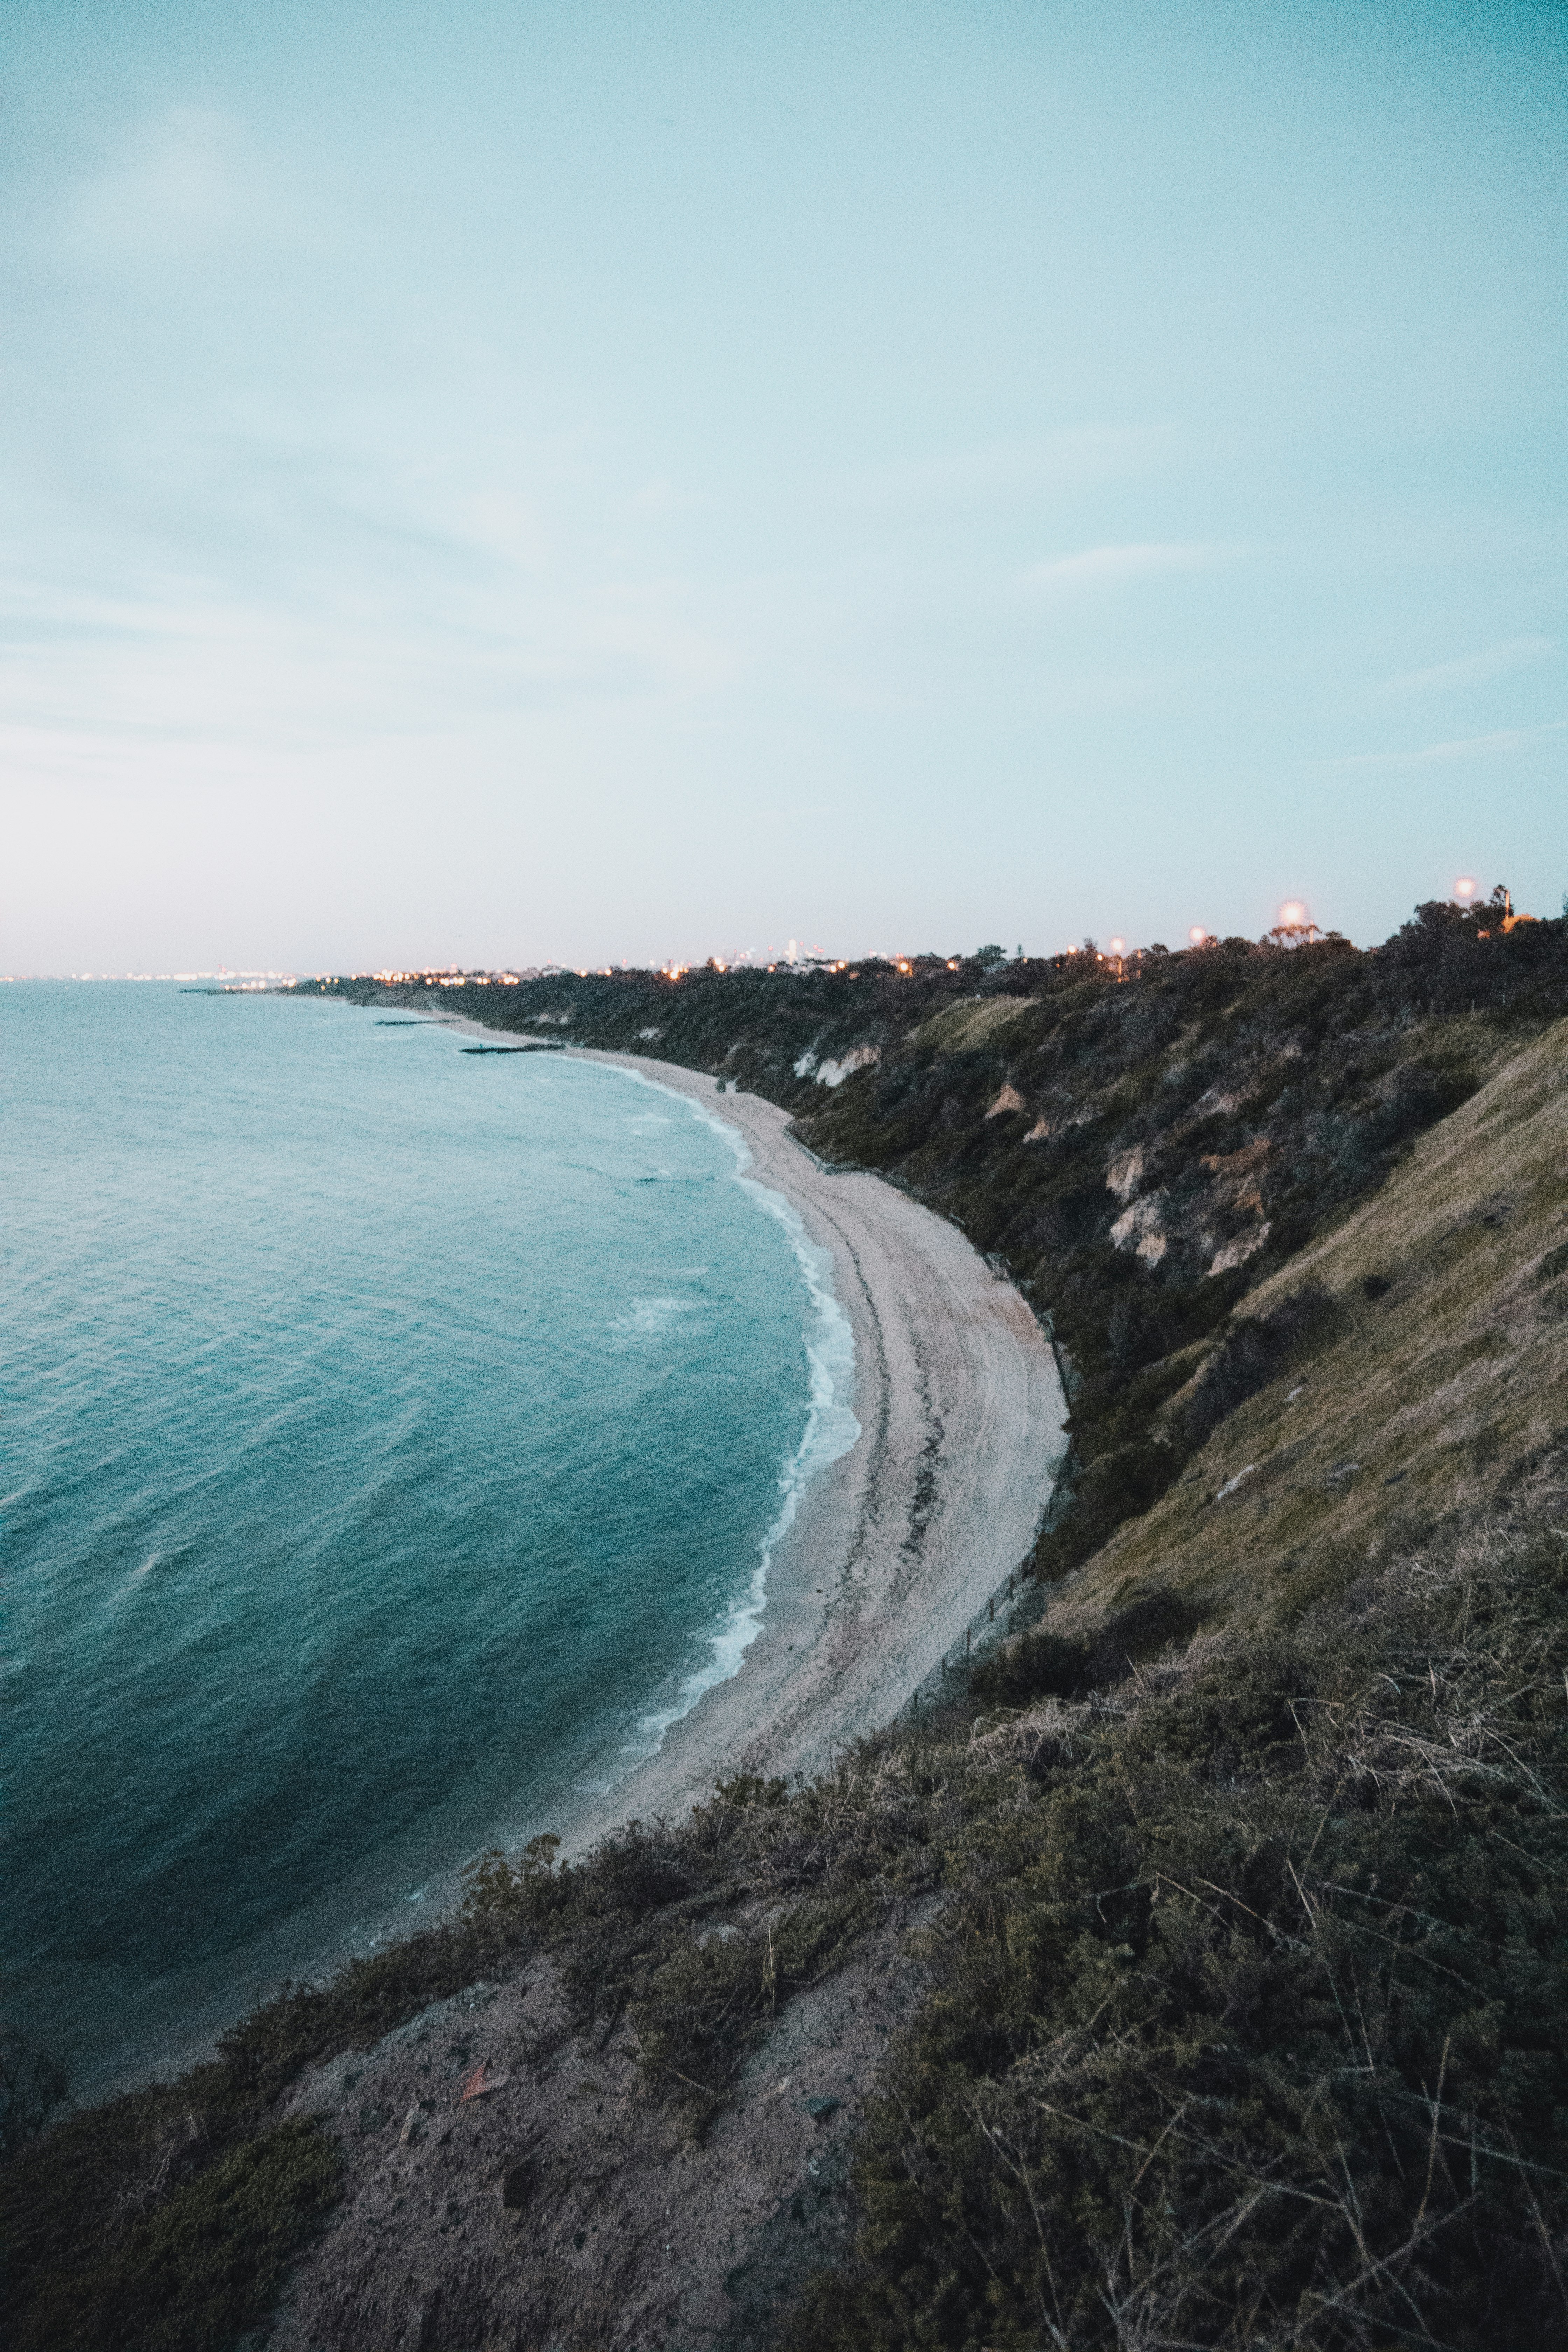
<box><xmin>789</xmin><ymin>1520</ymin><xmax>1568</xmax><ymax>2351</ymax></box>
<box><xmin>969</xmin><ymin>1587</ymin><xmax>1208</xmax><ymax>1708</ymax></box>
<box><xmin>9</xmin><ymin>2120</ymin><xmax>339</xmax><ymax>2352</ymax></box>
<box><xmin>0</xmin><ymin>2026</ymin><xmax>71</xmax><ymax>2159</ymax></box>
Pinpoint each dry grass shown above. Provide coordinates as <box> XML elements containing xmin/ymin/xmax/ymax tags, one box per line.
<box><xmin>912</xmin><ymin>995</ymin><xmax>1040</xmax><ymax>1054</ymax></box>
<box><xmin>791</xmin><ymin>1489</ymin><xmax>1568</xmax><ymax>2352</ymax></box>
<box><xmin>1048</xmin><ymin>1016</ymin><xmax>1568</xmax><ymax>1640</ymax></box>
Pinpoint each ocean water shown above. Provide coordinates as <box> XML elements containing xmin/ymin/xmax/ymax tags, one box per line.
<box><xmin>2</xmin><ymin>985</ymin><xmax>855</xmax><ymax>2094</ymax></box>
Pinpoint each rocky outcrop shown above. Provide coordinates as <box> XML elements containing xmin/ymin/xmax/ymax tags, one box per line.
<box><xmin>1196</xmin><ymin>1141</ymin><xmax>1273</xmax><ymax>1273</ymax></box>
<box><xmin>795</xmin><ymin>1044</ymin><xmax>882</xmax><ymax>1088</ymax></box>
<box><xmin>1109</xmin><ymin>1189</ymin><xmax>1170</xmax><ymax>1265</ymax></box>
<box><xmin>1206</xmin><ymin>1222</ymin><xmax>1272</xmax><ymax>1276</ymax></box>
<box><xmin>1105</xmin><ymin>1145</ymin><xmax>1146</xmax><ymax>1202</ymax></box>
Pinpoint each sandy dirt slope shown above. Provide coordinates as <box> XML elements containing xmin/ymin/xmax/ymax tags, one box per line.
<box><xmin>440</xmin><ymin>1025</ymin><xmax>1069</xmax><ymax>1850</ymax></box>
<box><xmin>270</xmin><ymin>1898</ymin><xmax>939</xmax><ymax>2352</ymax></box>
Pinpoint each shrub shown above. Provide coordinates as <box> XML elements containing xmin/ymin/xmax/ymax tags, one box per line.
<box><xmin>970</xmin><ymin>1589</ymin><xmax>1206</xmax><ymax>1709</ymax></box>
<box><xmin>0</xmin><ymin>2026</ymin><xmax>70</xmax><ymax>2159</ymax></box>
<box><xmin>788</xmin><ymin>1524</ymin><xmax>1568</xmax><ymax>2352</ymax></box>
<box><xmin>13</xmin><ymin>2121</ymin><xmax>339</xmax><ymax>2352</ymax></box>
<box><xmin>1184</xmin><ymin>1282</ymin><xmax>1337</xmax><ymax>1444</ymax></box>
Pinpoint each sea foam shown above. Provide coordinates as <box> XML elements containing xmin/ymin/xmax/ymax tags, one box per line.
<box><xmin>609</xmin><ymin>1080</ymin><xmax>860</xmax><ymax>1768</ymax></box>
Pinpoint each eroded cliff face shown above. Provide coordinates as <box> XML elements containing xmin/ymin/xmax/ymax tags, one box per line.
<box><xmin>307</xmin><ymin>910</ymin><xmax>1568</xmax><ymax>1590</ymax></box>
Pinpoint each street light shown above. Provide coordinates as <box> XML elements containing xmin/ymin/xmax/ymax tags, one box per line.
<box><xmin>1189</xmin><ymin>925</ymin><xmax>1208</xmax><ymax>947</ymax></box>
<box><xmin>1455</xmin><ymin>876</ymin><xmax>1478</xmax><ymax>906</ymax></box>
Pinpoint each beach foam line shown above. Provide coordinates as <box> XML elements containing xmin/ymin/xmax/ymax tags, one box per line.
<box><xmin>592</xmin><ymin>1075</ymin><xmax>860</xmax><ymax>1770</ymax></box>
<box><xmin>432</xmin><ymin>1015</ymin><xmax>1066</xmax><ymax>1837</ymax></box>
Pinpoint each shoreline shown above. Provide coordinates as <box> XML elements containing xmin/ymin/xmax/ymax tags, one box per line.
<box><xmin>87</xmin><ymin>1013</ymin><xmax>1068</xmax><ymax>2097</ymax></box>
<box><xmin>440</xmin><ymin>1017</ymin><xmax>1069</xmax><ymax>1851</ymax></box>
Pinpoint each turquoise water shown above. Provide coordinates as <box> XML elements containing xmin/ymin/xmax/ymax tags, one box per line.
<box><xmin>2</xmin><ymin>985</ymin><xmax>854</xmax><ymax>2093</ymax></box>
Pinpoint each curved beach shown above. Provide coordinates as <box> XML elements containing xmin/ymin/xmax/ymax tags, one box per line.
<box><xmin>453</xmin><ymin>1028</ymin><xmax>1070</xmax><ymax>1839</ymax></box>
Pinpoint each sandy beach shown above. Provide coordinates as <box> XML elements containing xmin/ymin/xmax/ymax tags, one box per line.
<box><xmin>444</xmin><ymin>1021</ymin><xmax>1069</xmax><ymax>1841</ymax></box>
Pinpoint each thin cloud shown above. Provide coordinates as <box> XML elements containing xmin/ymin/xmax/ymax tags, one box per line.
<box><xmin>846</xmin><ymin>426</ymin><xmax>1174</xmax><ymax>507</ymax></box>
<box><xmin>1378</xmin><ymin>637</ymin><xmax>1557</xmax><ymax>696</ymax></box>
<box><xmin>1323</xmin><ymin>718</ymin><xmax>1568</xmax><ymax>771</ymax></box>
<box><xmin>1022</xmin><ymin>542</ymin><xmax>1224</xmax><ymax>590</ymax></box>
<box><xmin>71</xmin><ymin>110</ymin><xmax>240</xmax><ymax>256</ymax></box>
<box><xmin>64</xmin><ymin>108</ymin><xmax>303</xmax><ymax>265</ymax></box>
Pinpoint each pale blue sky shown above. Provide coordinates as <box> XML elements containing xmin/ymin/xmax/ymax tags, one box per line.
<box><xmin>4</xmin><ymin>1</ymin><xmax>1563</xmax><ymax>971</ymax></box>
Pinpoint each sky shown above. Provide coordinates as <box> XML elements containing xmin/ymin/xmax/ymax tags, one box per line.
<box><xmin>3</xmin><ymin>0</ymin><xmax>1564</xmax><ymax>972</ymax></box>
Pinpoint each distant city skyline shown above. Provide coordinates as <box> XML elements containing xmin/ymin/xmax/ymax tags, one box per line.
<box><xmin>10</xmin><ymin>880</ymin><xmax>1550</xmax><ymax>989</ymax></box>
<box><xmin>5</xmin><ymin>867</ymin><xmax>1562</xmax><ymax>983</ymax></box>
<box><xmin>3</xmin><ymin>1</ymin><xmax>1563</xmax><ymax>973</ymax></box>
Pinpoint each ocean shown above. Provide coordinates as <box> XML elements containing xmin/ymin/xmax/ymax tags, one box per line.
<box><xmin>1</xmin><ymin>983</ymin><xmax>855</xmax><ymax>2095</ymax></box>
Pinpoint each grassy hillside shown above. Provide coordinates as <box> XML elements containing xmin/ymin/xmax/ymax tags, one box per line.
<box><xmin>5</xmin><ymin>910</ymin><xmax>1567</xmax><ymax>2352</ymax></box>
<box><xmin>1040</xmin><ymin>1017</ymin><xmax>1568</xmax><ymax>1646</ymax></box>
<box><xmin>792</xmin><ymin>1014</ymin><xmax>1568</xmax><ymax>2352</ymax></box>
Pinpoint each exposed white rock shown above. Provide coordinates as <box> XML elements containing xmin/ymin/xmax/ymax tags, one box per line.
<box><xmin>986</xmin><ymin>1083</ymin><xmax>1026</xmax><ymax>1119</ymax></box>
<box><xmin>1110</xmin><ymin>1189</ymin><xmax>1169</xmax><ymax>1262</ymax></box>
<box><xmin>1106</xmin><ymin>1145</ymin><xmax>1146</xmax><ymax>1202</ymax></box>
<box><xmin>810</xmin><ymin>1044</ymin><xmax>882</xmax><ymax>1088</ymax></box>
<box><xmin>1206</xmin><ymin>1222</ymin><xmax>1272</xmax><ymax>1278</ymax></box>
<box><xmin>1023</xmin><ymin>1118</ymin><xmax>1052</xmax><ymax>1145</ymax></box>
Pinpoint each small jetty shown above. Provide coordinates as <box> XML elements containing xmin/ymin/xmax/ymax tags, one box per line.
<box><xmin>460</xmin><ymin>1040</ymin><xmax>566</xmax><ymax>1054</ymax></box>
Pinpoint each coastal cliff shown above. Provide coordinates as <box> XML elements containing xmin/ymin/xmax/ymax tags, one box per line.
<box><xmin>310</xmin><ymin>899</ymin><xmax>1568</xmax><ymax>1604</ymax></box>
<box><xmin>7</xmin><ymin>904</ymin><xmax>1568</xmax><ymax>2352</ymax></box>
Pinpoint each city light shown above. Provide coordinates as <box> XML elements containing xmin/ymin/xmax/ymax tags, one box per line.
<box><xmin>1109</xmin><ymin>937</ymin><xmax>1126</xmax><ymax>957</ymax></box>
